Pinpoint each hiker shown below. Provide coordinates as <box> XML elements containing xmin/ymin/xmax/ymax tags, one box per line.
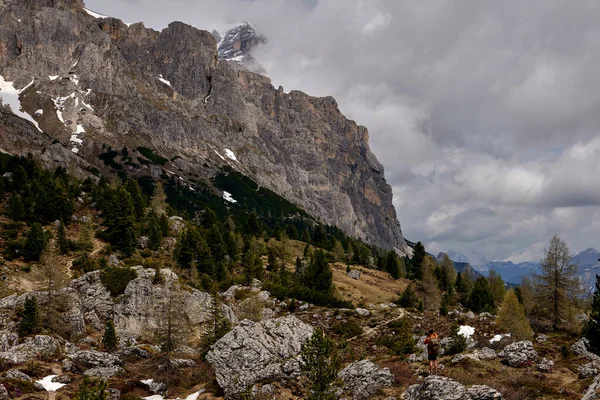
<box><xmin>424</xmin><ymin>329</ymin><xmax>439</xmax><ymax>375</ymax></box>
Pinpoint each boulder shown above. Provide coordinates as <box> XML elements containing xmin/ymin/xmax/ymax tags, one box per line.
<box><xmin>404</xmin><ymin>375</ymin><xmax>502</xmax><ymax>400</ymax></box>
<box><xmin>338</xmin><ymin>360</ymin><xmax>394</xmax><ymax>399</ymax></box>
<box><xmin>206</xmin><ymin>315</ymin><xmax>313</xmax><ymax>398</ymax></box>
<box><xmin>69</xmin><ymin>350</ymin><xmax>122</xmax><ymax>371</ymax></box>
<box><xmin>0</xmin><ymin>384</ymin><xmax>8</xmax><ymax>400</ymax></box>
<box><xmin>536</xmin><ymin>334</ymin><xmax>548</xmax><ymax>343</ymax></box>
<box><xmin>347</xmin><ymin>270</ymin><xmax>361</xmax><ymax>280</ymax></box>
<box><xmin>0</xmin><ymin>335</ymin><xmax>60</xmax><ymax>364</ymax></box>
<box><xmin>5</xmin><ymin>369</ymin><xmax>31</xmax><ymax>381</ymax></box>
<box><xmin>141</xmin><ymin>379</ymin><xmax>166</xmax><ymax>394</ymax></box>
<box><xmin>536</xmin><ymin>357</ymin><xmax>554</xmax><ymax>373</ymax></box>
<box><xmin>84</xmin><ymin>366</ymin><xmax>124</xmax><ymax>379</ymax></box>
<box><xmin>579</xmin><ymin>362</ymin><xmax>600</xmax><ymax>379</ymax></box>
<box><xmin>52</xmin><ymin>375</ymin><xmax>71</xmax><ymax>384</ymax></box>
<box><xmin>451</xmin><ymin>354</ymin><xmax>465</xmax><ymax>363</ymax></box>
<box><xmin>572</xmin><ymin>338</ymin><xmax>600</xmax><ymax>362</ymax></box>
<box><xmin>501</xmin><ymin>341</ymin><xmax>538</xmax><ymax>367</ymax></box>
<box><xmin>355</xmin><ymin>308</ymin><xmax>370</xmax><ymax>317</ymax></box>
<box><xmin>582</xmin><ymin>374</ymin><xmax>600</xmax><ymax>400</ymax></box>
<box><xmin>475</xmin><ymin>348</ymin><xmax>497</xmax><ymax>361</ymax></box>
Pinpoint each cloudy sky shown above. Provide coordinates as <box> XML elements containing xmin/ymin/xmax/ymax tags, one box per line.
<box><xmin>85</xmin><ymin>0</ymin><xmax>600</xmax><ymax>264</ymax></box>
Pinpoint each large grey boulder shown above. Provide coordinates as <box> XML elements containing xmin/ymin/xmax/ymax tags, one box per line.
<box><xmin>474</xmin><ymin>348</ymin><xmax>496</xmax><ymax>361</ymax></box>
<box><xmin>69</xmin><ymin>350</ymin><xmax>122</xmax><ymax>371</ymax></box>
<box><xmin>338</xmin><ymin>360</ymin><xmax>394</xmax><ymax>399</ymax></box>
<box><xmin>206</xmin><ymin>315</ymin><xmax>313</xmax><ymax>398</ymax></box>
<box><xmin>0</xmin><ymin>335</ymin><xmax>60</xmax><ymax>364</ymax></box>
<box><xmin>579</xmin><ymin>362</ymin><xmax>600</xmax><ymax>379</ymax></box>
<box><xmin>404</xmin><ymin>375</ymin><xmax>502</xmax><ymax>400</ymax></box>
<box><xmin>347</xmin><ymin>270</ymin><xmax>361</xmax><ymax>280</ymax></box>
<box><xmin>582</xmin><ymin>374</ymin><xmax>600</xmax><ymax>400</ymax></box>
<box><xmin>501</xmin><ymin>341</ymin><xmax>538</xmax><ymax>367</ymax></box>
<box><xmin>572</xmin><ymin>338</ymin><xmax>600</xmax><ymax>362</ymax></box>
<box><xmin>4</xmin><ymin>369</ymin><xmax>31</xmax><ymax>381</ymax></box>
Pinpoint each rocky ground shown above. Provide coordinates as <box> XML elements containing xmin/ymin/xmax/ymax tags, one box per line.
<box><xmin>0</xmin><ymin>256</ymin><xmax>597</xmax><ymax>399</ymax></box>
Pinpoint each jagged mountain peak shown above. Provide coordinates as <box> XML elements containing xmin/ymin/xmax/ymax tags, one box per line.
<box><xmin>215</xmin><ymin>21</ymin><xmax>267</xmax><ymax>74</ymax></box>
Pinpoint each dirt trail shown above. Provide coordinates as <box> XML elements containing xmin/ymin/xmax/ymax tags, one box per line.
<box><xmin>349</xmin><ymin>309</ymin><xmax>406</xmax><ymax>342</ymax></box>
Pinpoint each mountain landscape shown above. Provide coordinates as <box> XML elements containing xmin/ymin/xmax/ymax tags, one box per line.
<box><xmin>0</xmin><ymin>1</ymin><xmax>598</xmax><ymax>400</ymax></box>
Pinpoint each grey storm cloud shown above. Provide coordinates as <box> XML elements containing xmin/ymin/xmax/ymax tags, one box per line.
<box><xmin>84</xmin><ymin>0</ymin><xmax>600</xmax><ymax>263</ymax></box>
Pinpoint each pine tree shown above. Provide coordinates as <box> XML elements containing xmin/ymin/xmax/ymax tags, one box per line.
<box><xmin>533</xmin><ymin>235</ymin><xmax>580</xmax><ymax>329</ymax></box>
<box><xmin>7</xmin><ymin>194</ymin><xmax>26</xmax><ymax>221</ymax></box>
<box><xmin>19</xmin><ymin>296</ymin><xmax>41</xmax><ymax>336</ymax></box>
<box><xmin>202</xmin><ymin>208</ymin><xmax>218</xmax><ymax>230</ymax></box>
<box><xmin>469</xmin><ymin>277</ymin><xmax>496</xmax><ymax>314</ymax></box>
<box><xmin>440</xmin><ymin>292</ymin><xmax>450</xmax><ymax>315</ymax></box>
<box><xmin>301</xmin><ymin>328</ymin><xmax>340</xmax><ymax>400</ymax></box>
<box><xmin>148</xmin><ymin>215</ymin><xmax>163</xmax><ymax>251</ymax></box>
<box><xmin>174</xmin><ymin>227</ymin><xmax>201</xmax><ymax>269</ymax></box>
<box><xmin>24</xmin><ymin>223</ymin><xmax>47</xmax><ymax>261</ymax></box>
<box><xmin>304</xmin><ymin>250</ymin><xmax>333</xmax><ymax>292</ymax></box>
<box><xmin>124</xmin><ymin>179</ymin><xmax>146</xmax><ymax>220</ymax></box>
<box><xmin>397</xmin><ymin>285</ymin><xmax>418</xmax><ymax>308</ymax></box>
<box><xmin>247</xmin><ymin>211</ymin><xmax>262</xmax><ymax>237</ymax></box>
<box><xmin>496</xmin><ymin>289</ymin><xmax>532</xmax><ymax>341</ymax></box>
<box><xmin>412</xmin><ymin>242</ymin><xmax>426</xmax><ymax>280</ymax></box>
<box><xmin>57</xmin><ymin>219</ymin><xmax>69</xmax><ymax>255</ymax></box>
<box><xmin>102</xmin><ymin>320</ymin><xmax>118</xmax><ymax>352</ymax></box>
<box><xmin>386</xmin><ymin>251</ymin><xmax>400</xmax><ymax>279</ymax></box>
<box><xmin>584</xmin><ymin>275</ymin><xmax>600</xmax><ymax>354</ymax></box>
<box><xmin>75</xmin><ymin>377</ymin><xmax>107</xmax><ymax>400</ymax></box>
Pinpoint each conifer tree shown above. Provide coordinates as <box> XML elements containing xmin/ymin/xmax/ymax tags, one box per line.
<box><xmin>488</xmin><ymin>269</ymin><xmax>506</xmax><ymax>305</ymax></box>
<box><xmin>102</xmin><ymin>320</ymin><xmax>118</xmax><ymax>352</ymax></box>
<box><xmin>469</xmin><ymin>277</ymin><xmax>496</xmax><ymax>313</ymax></box>
<box><xmin>412</xmin><ymin>242</ymin><xmax>426</xmax><ymax>280</ymax></box>
<box><xmin>398</xmin><ymin>285</ymin><xmax>418</xmax><ymax>308</ymax></box>
<box><xmin>78</xmin><ymin>218</ymin><xmax>94</xmax><ymax>252</ymax></box>
<box><xmin>304</xmin><ymin>250</ymin><xmax>333</xmax><ymax>292</ymax></box>
<box><xmin>174</xmin><ymin>227</ymin><xmax>201</xmax><ymax>269</ymax></box>
<box><xmin>202</xmin><ymin>208</ymin><xmax>218</xmax><ymax>230</ymax></box>
<box><xmin>247</xmin><ymin>211</ymin><xmax>262</xmax><ymax>237</ymax></box>
<box><xmin>533</xmin><ymin>235</ymin><xmax>580</xmax><ymax>329</ymax></box>
<box><xmin>150</xmin><ymin>181</ymin><xmax>168</xmax><ymax>215</ymax></box>
<box><xmin>7</xmin><ymin>194</ymin><xmax>26</xmax><ymax>221</ymax></box>
<box><xmin>584</xmin><ymin>275</ymin><xmax>600</xmax><ymax>354</ymax></box>
<box><xmin>24</xmin><ymin>223</ymin><xmax>47</xmax><ymax>261</ymax></box>
<box><xmin>57</xmin><ymin>219</ymin><xmax>69</xmax><ymax>255</ymax></box>
<box><xmin>148</xmin><ymin>215</ymin><xmax>163</xmax><ymax>251</ymax></box>
<box><xmin>496</xmin><ymin>289</ymin><xmax>532</xmax><ymax>341</ymax></box>
<box><xmin>125</xmin><ymin>179</ymin><xmax>146</xmax><ymax>220</ymax></box>
<box><xmin>301</xmin><ymin>328</ymin><xmax>340</xmax><ymax>400</ymax></box>
<box><xmin>386</xmin><ymin>251</ymin><xmax>400</xmax><ymax>279</ymax></box>
<box><xmin>19</xmin><ymin>296</ymin><xmax>41</xmax><ymax>336</ymax></box>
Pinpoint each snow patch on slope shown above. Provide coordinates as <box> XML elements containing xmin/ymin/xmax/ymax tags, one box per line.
<box><xmin>0</xmin><ymin>75</ymin><xmax>42</xmax><ymax>132</ymax></box>
<box><xmin>36</xmin><ymin>375</ymin><xmax>66</xmax><ymax>392</ymax></box>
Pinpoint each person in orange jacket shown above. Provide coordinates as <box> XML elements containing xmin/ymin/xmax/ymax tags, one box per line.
<box><xmin>424</xmin><ymin>329</ymin><xmax>439</xmax><ymax>375</ymax></box>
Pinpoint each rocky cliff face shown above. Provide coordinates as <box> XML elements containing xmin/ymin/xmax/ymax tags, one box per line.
<box><xmin>0</xmin><ymin>0</ymin><xmax>409</xmax><ymax>253</ymax></box>
<box><xmin>215</xmin><ymin>22</ymin><xmax>267</xmax><ymax>74</ymax></box>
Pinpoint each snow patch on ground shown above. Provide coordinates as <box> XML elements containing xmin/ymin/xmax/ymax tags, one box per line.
<box><xmin>35</xmin><ymin>109</ymin><xmax>43</xmax><ymax>115</ymax></box>
<box><xmin>224</xmin><ymin>148</ymin><xmax>238</xmax><ymax>161</ymax></box>
<box><xmin>36</xmin><ymin>375</ymin><xmax>66</xmax><ymax>392</ymax></box>
<box><xmin>458</xmin><ymin>325</ymin><xmax>475</xmax><ymax>338</ymax></box>
<box><xmin>70</xmin><ymin>75</ymin><xmax>79</xmax><ymax>86</ymax></box>
<box><xmin>490</xmin><ymin>333</ymin><xmax>511</xmax><ymax>343</ymax></box>
<box><xmin>223</xmin><ymin>191</ymin><xmax>237</xmax><ymax>204</ymax></box>
<box><xmin>158</xmin><ymin>75</ymin><xmax>172</xmax><ymax>88</ymax></box>
<box><xmin>0</xmin><ymin>75</ymin><xmax>42</xmax><ymax>132</ymax></box>
<box><xmin>48</xmin><ymin>75</ymin><xmax>59</xmax><ymax>81</ymax></box>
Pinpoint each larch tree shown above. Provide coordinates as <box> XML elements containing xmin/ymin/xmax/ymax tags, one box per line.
<box><xmin>533</xmin><ymin>235</ymin><xmax>580</xmax><ymax>330</ymax></box>
<box><xmin>496</xmin><ymin>289</ymin><xmax>532</xmax><ymax>341</ymax></box>
<box><xmin>488</xmin><ymin>269</ymin><xmax>506</xmax><ymax>305</ymax></box>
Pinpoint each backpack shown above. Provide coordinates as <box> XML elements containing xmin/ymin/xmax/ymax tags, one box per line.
<box><xmin>427</xmin><ymin>334</ymin><xmax>440</xmax><ymax>354</ymax></box>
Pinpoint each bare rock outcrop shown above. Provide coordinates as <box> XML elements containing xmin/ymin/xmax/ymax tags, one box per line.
<box><xmin>501</xmin><ymin>341</ymin><xmax>538</xmax><ymax>367</ymax></box>
<box><xmin>338</xmin><ymin>360</ymin><xmax>394</xmax><ymax>399</ymax></box>
<box><xmin>573</xmin><ymin>338</ymin><xmax>600</xmax><ymax>362</ymax></box>
<box><xmin>206</xmin><ymin>315</ymin><xmax>313</xmax><ymax>398</ymax></box>
<box><xmin>404</xmin><ymin>375</ymin><xmax>502</xmax><ymax>400</ymax></box>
